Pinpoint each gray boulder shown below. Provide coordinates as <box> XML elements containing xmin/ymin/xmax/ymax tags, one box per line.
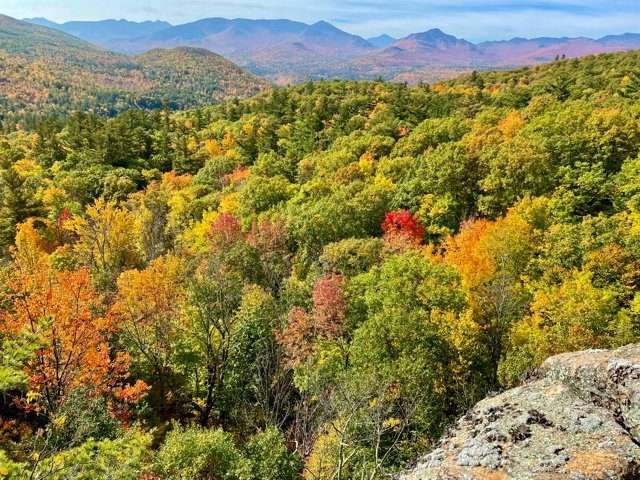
<box><xmin>401</xmin><ymin>344</ymin><xmax>640</xmax><ymax>479</ymax></box>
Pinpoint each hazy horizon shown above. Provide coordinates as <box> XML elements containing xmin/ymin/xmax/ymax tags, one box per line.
<box><xmin>16</xmin><ymin>14</ymin><xmax>640</xmax><ymax>44</ymax></box>
<box><xmin>3</xmin><ymin>0</ymin><xmax>640</xmax><ymax>42</ymax></box>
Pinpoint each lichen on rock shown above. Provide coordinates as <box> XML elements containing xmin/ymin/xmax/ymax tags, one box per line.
<box><xmin>400</xmin><ymin>344</ymin><xmax>640</xmax><ymax>479</ymax></box>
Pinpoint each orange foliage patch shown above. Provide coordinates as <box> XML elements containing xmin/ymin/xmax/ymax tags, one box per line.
<box><xmin>1</xmin><ymin>265</ymin><xmax>145</xmax><ymax>412</ymax></box>
<box><xmin>443</xmin><ymin>218</ymin><xmax>495</xmax><ymax>289</ymax></box>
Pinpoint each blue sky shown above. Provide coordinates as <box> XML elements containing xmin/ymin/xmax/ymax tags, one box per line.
<box><xmin>2</xmin><ymin>0</ymin><xmax>639</xmax><ymax>41</ymax></box>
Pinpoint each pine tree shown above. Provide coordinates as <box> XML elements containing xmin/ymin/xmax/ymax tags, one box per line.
<box><xmin>0</xmin><ymin>164</ymin><xmax>44</xmax><ymax>252</ymax></box>
<box><xmin>545</xmin><ymin>72</ymin><xmax>572</xmax><ymax>101</ymax></box>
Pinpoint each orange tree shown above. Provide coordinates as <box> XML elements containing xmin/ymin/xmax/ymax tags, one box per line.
<box><xmin>1</xmin><ymin>262</ymin><xmax>145</xmax><ymax>414</ymax></box>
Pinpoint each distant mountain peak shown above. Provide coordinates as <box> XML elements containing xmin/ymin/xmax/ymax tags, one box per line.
<box><xmin>306</xmin><ymin>20</ymin><xmax>348</xmax><ymax>35</ymax></box>
<box><xmin>407</xmin><ymin>28</ymin><xmax>462</xmax><ymax>45</ymax></box>
<box><xmin>300</xmin><ymin>20</ymin><xmax>374</xmax><ymax>49</ymax></box>
<box><xmin>598</xmin><ymin>32</ymin><xmax>640</xmax><ymax>44</ymax></box>
<box><xmin>311</xmin><ymin>20</ymin><xmax>334</xmax><ymax>28</ymax></box>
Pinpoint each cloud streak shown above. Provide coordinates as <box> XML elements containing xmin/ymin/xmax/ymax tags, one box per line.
<box><xmin>3</xmin><ymin>0</ymin><xmax>639</xmax><ymax>40</ymax></box>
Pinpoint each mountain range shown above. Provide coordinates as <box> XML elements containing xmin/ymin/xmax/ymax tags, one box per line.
<box><xmin>0</xmin><ymin>15</ymin><xmax>266</xmax><ymax>122</ymax></box>
<box><xmin>25</xmin><ymin>17</ymin><xmax>171</xmax><ymax>45</ymax></box>
<box><xmin>23</xmin><ymin>17</ymin><xmax>640</xmax><ymax>84</ymax></box>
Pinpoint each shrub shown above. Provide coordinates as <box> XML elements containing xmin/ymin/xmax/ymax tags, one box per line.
<box><xmin>244</xmin><ymin>427</ymin><xmax>302</xmax><ymax>480</ymax></box>
<box><xmin>153</xmin><ymin>425</ymin><xmax>249</xmax><ymax>480</ymax></box>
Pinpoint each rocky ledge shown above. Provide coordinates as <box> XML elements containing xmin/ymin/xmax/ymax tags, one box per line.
<box><xmin>401</xmin><ymin>344</ymin><xmax>640</xmax><ymax>479</ymax></box>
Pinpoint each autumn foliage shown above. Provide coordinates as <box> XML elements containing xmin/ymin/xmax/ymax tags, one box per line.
<box><xmin>208</xmin><ymin>212</ymin><xmax>244</xmax><ymax>250</ymax></box>
<box><xmin>443</xmin><ymin>218</ymin><xmax>494</xmax><ymax>289</ymax></box>
<box><xmin>279</xmin><ymin>274</ymin><xmax>346</xmax><ymax>367</ymax></box>
<box><xmin>381</xmin><ymin>210</ymin><xmax>425</xmax><ymax>246</ymax></box>
<box><xmin>1</xmin><ymin>264</ymin><xmax>145</xmax><ymax>413</ymax></box>
<box><xmin>109</xmin><ymin>255</ymin><xmax>184</xmax><ymax>414</ymax></box>
<box><xmin>2</xmin><ymin>49</ymin><xmax>640</xmax><ymax>478</ymax></box>
<box><xmin>311</xmin><ymin>273</ymin><xmax>347</xmax><ymax>336</ymax></box>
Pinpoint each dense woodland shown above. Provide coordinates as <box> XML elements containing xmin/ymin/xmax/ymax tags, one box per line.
<box><xmin>1</xmin><ymin>50</ymin><xmax>640</xmax><ymax>478</ymax></box>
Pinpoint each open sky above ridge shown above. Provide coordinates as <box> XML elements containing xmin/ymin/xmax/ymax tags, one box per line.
<box><xmin>3</xmin><ymin>0</ymin><xmax>640</xmax><ymax>42</ymax></box>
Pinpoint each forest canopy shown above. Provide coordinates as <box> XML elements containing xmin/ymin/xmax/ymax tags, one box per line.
<box><xmin>1</xmin><ymin>49</ymin><xmax>640</xmax><ymax>479</ymax></box>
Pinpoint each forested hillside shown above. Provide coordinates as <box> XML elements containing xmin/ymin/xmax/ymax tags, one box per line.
<box><xmin>1</xmin><ymin>50</ymin><xmax>640</xmax><ymax>479</ymax></box>
<box><xmin>0</xmin><ymin>15</ymin><xmax>267</xmax><ymax>127</ymax></box>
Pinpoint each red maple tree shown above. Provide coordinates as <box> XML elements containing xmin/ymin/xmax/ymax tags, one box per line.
<box><xmin>382</xmin><ymin>210</ymin><xmax>425</xmax><ymax>245</ymax></box>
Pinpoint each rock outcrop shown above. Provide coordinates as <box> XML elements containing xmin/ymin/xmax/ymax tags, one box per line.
<box><xmin>401</xmin><ymin>344</ymin><xmax>640</xmax><ymax>479</ymax></box>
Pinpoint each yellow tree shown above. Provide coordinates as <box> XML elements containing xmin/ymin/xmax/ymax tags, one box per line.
<box><xmin>501</xmin><ymin>270</ymin><xmax>621</xmax><ymax>385</ymax></box>
<box><xmin>444</xmin><ymin>210</ymin><xmax>535</xmax><ymax>384</ymax></box>
<box><xmin>66</xmin><ymin>198</ymin><xmax>140</xmax><ymax>286</ymax></box>
<box><xmin>110</xmin><ymin>255</ymin><xmax>186</xmax><ymax>418</ymax></box>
